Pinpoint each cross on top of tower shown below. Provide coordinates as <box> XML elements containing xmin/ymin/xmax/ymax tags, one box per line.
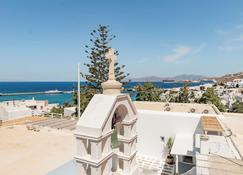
<box><xmin>105</xmin><ymin>48</ymin><xmax>116</xmax><ymax>80</ymax></box>
<box><xmin>101</xmin><ymin>48</ymin><xmax>122</xmax><ymax>95</ymax></box>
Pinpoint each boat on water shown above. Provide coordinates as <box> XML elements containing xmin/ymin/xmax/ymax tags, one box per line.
<box><xmin>64</xmin><ymin>91</ymin><xmax>74</xmax><ymax>94</ymax></box>
<box><xmin>127</xmin><ymin>88</ymin><xmax>136</xmax><ymax>92</ymax></box>
<box><xmin>162</xmin><ymin>79</ymin><xmax>175</xmax><ymax>83</ymax></box>
<box><xmin>44</xmin><ymin>89</ymin><xmax>63</xmax><ymax>94</ymax></box>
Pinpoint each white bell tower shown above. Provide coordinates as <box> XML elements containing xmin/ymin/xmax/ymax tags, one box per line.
<box><xmin>74</xmin><ymin>48</ymin><xmax>138</xmax><ymax>175</ymax></box>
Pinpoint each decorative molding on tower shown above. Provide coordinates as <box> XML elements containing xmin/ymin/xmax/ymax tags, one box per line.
<box><xmin>102</xmin><ymin>48</ymin><xmax>122</xmax><ymax>95</ymax></box>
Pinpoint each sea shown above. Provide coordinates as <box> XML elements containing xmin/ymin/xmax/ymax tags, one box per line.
<box><xmin>0</xmin><ymin>81</ymin><xmax>213</xmax><ymax>105</ymax></box>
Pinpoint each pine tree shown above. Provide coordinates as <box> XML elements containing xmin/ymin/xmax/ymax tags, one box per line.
<box><xmin>174</xmin><ymin>86</ymin><xmax>190</xmax><ymax>103</ymax></box>
<box><xmin>74</xmin><ymin>25</ymin><xmax>129</xmax><ymax>115</ymax></box>
<box><xmin>198</xmin><ymin>88</ymin><xmax>226</xmax><ymax>112</ymax></box>
<box><xmin>83</xmin><ymin>25</ymin><xmax>129</xmax><ymax>92</ymax></box>
<box><xmin>232</xmin><ymin>101</ymin><xmax>243</xmax><ymax>113</ymax></box>
<box><xmin>135</xmin><ymin>83</ymin><xmax>163</xmax><ymax>101</ymax></box>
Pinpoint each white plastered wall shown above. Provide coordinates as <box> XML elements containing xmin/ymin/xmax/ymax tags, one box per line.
<box><xmin>136</xmin><ymin>110</ymin><xmax>202</xmax><ymax>160</ymax></box>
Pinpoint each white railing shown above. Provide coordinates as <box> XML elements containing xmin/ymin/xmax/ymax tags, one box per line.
<box><xmin>49</xmin><ymin>113</ymin><xmax>63</xmax><ymax>119</ymax></box>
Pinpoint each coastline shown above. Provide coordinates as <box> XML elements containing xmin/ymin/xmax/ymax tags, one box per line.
<box><xmin>0</xmin><ymin>81</ymin><xmax>214</xmax><ymax>105</ymax></box>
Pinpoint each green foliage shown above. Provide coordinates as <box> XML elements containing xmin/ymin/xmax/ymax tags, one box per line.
<box><xmin>111</xmin><ymin>129</ymin><xmax>119</xmax><ymax>149</ymax></box>
<box><xmin>173</xmin><ymin>86</ymin><xmax>190</xmax><ymax>103</ymax></box>
<box><xmin>166</xmin><ymin>137</ymin><xmax>174</xmax><ymax>153</ymax></box>
<box><xmin>73</xmin><ymin>25</ymin><xmax>129</xmax><ymax>116</ymax></box>
<box><xmin>50</xmin><ymin>106</ymin><xmax>63</xmax><ymax>114</ymax></box>
<box><xmin>73</xmin><ymin>86</ymin><xmax>97</xmax><ymax>114</ymax></box>
<box><xmin>63</xmin><ymin>102</ymin><xmax>72</xmax><ymax>108</ymax></box>
<box><xmin>169</xmin><ymin>84</ymin><xmax>196</xmax><ymax>103</ymax></box>
<box><xmin>232</xmin><ymin>101</ymin><xmax>243</xmax><ymax>113</ymax></box>
<box><xmin>198</xmin><ymin>88</ymin><xmax>227</xmax><ymax>112</ymax></box>
<box><xmin>73</xmin><ymin>25</ymin><xmax>128</xmax><ymax>113</ymax></box>
<box><xmin>135</xmin><ymin>82</ymin><xmax>163</xmax><ymax>101</ymax></box>
<box><xmin>82</xmin><ymin>25</ymin><xmax>129</xmax><ymax>92</ymax></box>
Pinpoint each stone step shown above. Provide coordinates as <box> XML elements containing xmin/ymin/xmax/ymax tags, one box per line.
<box><xmin>162</xmin><ymin>169</ymin><xmax>172</xmax><ymax>173</ymax></box>
<box><xmin>164</xmin><ymin>164</ymin><xmax>174</xmax><ymax>168</ymax></box>
<box><xmin>161</xmin><ymin>164</ymin><xmax>174</xmax><ymax>175</ymax></box>
<box><xmin>161</xmin><ymin>172</ymin><xmax>171</xmax><ymax>175</ymax></box>
<box><xmin>163</xmin><ymin>167</ymin><xmax>173</xmax><ymax>171</ymax></box>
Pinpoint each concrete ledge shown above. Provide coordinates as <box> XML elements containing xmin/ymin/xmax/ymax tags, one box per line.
<box><xmin>117</xmin><ymin>151</ymin><xmax>137</xmax><ymax>161</ymax></box>
<box><xmin>118</xmin><ymin>135</ymin><xmax>137</xmax><ymax>143</ymax></box>
<box><xmin>74</xmin><ymin>130</ymin><xmax>113</xmax><ymax>142</ymax></box>
<box><xmin>122</xmin><ymin>118</ymin><xmax>137</xmax><ymax>125</ymax></box>
<box><xmin>74</xmin><ymin>151</ymin><xmax>113</xmax><ymax>167</ymax></box>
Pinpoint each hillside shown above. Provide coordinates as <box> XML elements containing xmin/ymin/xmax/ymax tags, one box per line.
<box><xmin>130</xmin><ymin>74</ymin><xmax>206</xmax><ymax>82</ymax></box>
<box><xmin>130</xmin><ymin>72</ymin><xmax>243</xmax><ymax>83</ymax></box>
<box><xmin>213</xmin><ymin>72</ymin><xmax>243</xmax><ymax>83</ymax></box>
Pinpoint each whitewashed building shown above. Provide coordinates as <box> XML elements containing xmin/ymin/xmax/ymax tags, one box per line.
<box><xmin>0</xmin><ymin>105</ymin><xmax>32</xmax><ymax>121</ymax></box>
<box><xmin>0</xmin><ymin>98</ymin><xmax>58</xmax><ymax>121</ymax></box>
<box><xmin>64</xmin><ymin>107</ymin><xmax>76</xmax><ymax>117</ymax></box>
<box><xmin>50</xmin><ymin>48</ymin><xmax>243</xmax><ymax>175</ymax></box>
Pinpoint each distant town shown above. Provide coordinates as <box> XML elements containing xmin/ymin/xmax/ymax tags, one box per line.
<box><xmin>1</xmin><ymin>1</ymin><xmax>243</xmax><ymax>174</ymax></box>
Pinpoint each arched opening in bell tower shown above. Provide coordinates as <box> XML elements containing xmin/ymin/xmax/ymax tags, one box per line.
<box><xmin>111</xmin><ymin>104</ymin><xmax>128</xmax><ymax>172</ymax></box>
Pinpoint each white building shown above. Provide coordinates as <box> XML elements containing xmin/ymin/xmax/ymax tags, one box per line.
<box><xmin>133</xmin><ymin>101</ymin><xmax>242</xmax><ymax>174</ymax></box>
<box><xmin>75</xmin><ymin>91</ymin><xmax>242</xmax><ymax>175</ymax></box>
<box><xmin>219</xmin><ymin>88</ymin><xmax>243</xmax><ymax>111</ymax></box>
<box><xmin>0</xmin><ymin>98</ymin><xmax>58</xmax><ymax>121</ymax></box>
<box><xmin>233</xmin><ymin>79</ymin><xmax>243</xmax><ymax>88</ymax></box>
<box><xmin>50</xmin><ymin>48</ymin><xmax>243</xmax><ymax>175</ymax></box>
<box><xmin>0</xmin><ymin>105</ymin><xmax>32</xmax><ymax>121</ymax></box>
<box><xmin>75</xmin><ymin>49</ymin><xmax>241</xmax><ymax>175</ymax></box>
<box><xmin>64</xmin><ymin>107</ymin><xmax>76</xmax><ymax>117</ymax></box>
<box><xmin>226</xmin><ymin>79</ymin><xmax>243</xmax><ymax>88</ymax></box>
<box><xmin>236</xmin><ymin>94</ymin><xmax>243</xmax><ymax>102</ymax></box>
<box><xmin>74</xmin><ymin>49</ymin><xmax>138</xmax><ymax>175</ymax></box>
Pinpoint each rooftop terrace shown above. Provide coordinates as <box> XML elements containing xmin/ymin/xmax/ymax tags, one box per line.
<box><xmin>133</xmin><ymin>101</ymin><xmax>220</xmax><ymax>114</ymax></box>
<box><xmin>0</xmin><ymin>125</ymin><xmax>75</xmax><ymax>175</ymax></box>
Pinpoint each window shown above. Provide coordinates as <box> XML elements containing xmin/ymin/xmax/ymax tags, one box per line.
<box><xmin>183</xmin><ymin>156</ymin><xmax>193</xmax><ymax>164</ymax></box>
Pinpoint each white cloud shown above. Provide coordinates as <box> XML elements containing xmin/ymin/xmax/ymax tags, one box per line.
<box><xmin>163</xmin><ymin>46</ymin><xmax>192</xmax><ymax>62</ymax></box>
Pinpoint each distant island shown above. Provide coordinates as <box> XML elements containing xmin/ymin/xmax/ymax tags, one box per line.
<box><xmin>129</xmin><ymin>72</ymin><xmax>243</xmax><ymax>83</ymax></box>
<box><xmin>129</xmin><ymin>74</ymin><xmax>207</xmax><ymax>82</ymax></box>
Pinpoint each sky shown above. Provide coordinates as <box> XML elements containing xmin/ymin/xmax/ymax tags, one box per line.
<box><xmin>1</xmin><ymin>0</ymin><xmax>243</xmax><ymax>81</ymax></box>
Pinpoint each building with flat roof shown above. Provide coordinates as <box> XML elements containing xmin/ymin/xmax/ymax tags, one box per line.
<box><xmin>10</xmin><ymin>48</ymin><xmax>241</xmax><ymax>175</ymax></box>
<box><xmin>0</xmin><ymin>98</ymin><xmax>58</xmax><ymax>121</ymax></box>
<box><xmin>133</xmin><ymin>101</ymin><xmax>220</xmax><ymax>115</ymax></box>
<box><xmin>70</xmin><ymin>49</ymin><xmax>243</xmax><ymax>175</ymax></box>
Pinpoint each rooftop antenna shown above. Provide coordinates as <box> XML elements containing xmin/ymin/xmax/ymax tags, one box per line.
<box><xmin>77</xmin><ymin>63</ymin><xmax>81</xmax><ymax>118</ymax></box>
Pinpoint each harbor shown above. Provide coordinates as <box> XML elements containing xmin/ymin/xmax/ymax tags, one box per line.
<box><xmin>0</xmin><ymin>90</ymin><xmax>73</xmax><ymax>96</ymax></box>
<box><xmin>0</xmin><ymin>81</ymin><xmax>213</xmax><ymax>104</ymax></box>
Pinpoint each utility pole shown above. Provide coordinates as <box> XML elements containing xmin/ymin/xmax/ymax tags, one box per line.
<box><xmin>77</xmin><ymin>63</ymin><xmax>81</xmax><ymax>118</ymax></box>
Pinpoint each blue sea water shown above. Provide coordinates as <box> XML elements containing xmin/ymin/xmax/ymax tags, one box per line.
<box><xmin>0</xmin><ymin>82</ymin><xmax>76</xmax><ymax>105</ymax></box>
<box><xmin>0</xmin><ymin>81</ymin><xmax>212</xmax><ymax>105</ymax></box>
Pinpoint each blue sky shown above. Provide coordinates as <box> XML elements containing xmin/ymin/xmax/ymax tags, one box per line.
<box><xmin>1</xmin><ymin>0</ymin><xmax>243</xmax><ymax>81</ymax></box>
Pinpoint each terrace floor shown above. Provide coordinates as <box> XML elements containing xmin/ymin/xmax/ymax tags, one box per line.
<box><xmin>0</xmin><ymin>125</ymin><xmax>75</xmax><ymax>175</ymax></box>
<box><xmin>221</xmin><ymin>113</ymin><xmax>243</xmax><ymax>157</ymax></box>
<box><xmin>2</xmin><ymin>116</ymin><xmax>47</xmax><ymax>126</ymax></box>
